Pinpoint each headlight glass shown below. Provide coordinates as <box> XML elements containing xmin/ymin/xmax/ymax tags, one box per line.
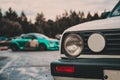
<box><xmin>64</xmin><ymin>34</ymin><xmax>84</xmax><ymax>57</ymax></box>
<box><xmin>88</xmin><ymin>33</ymin><xmax>105</xmax><ymax>52</ymax></box>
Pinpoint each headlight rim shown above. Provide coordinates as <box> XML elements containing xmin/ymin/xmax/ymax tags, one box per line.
<box><xmin>63</xmin><ymin>33</ymin><xmax>84</xmax><ymax>58</ymax></box>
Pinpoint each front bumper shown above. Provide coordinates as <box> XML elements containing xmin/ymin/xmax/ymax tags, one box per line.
<box><xmin>47</xmin><ymin>44</ymin><xmax>59</xmax><ymax>50</ymax></box>
<box><xmin>47</xmin><ymin>46</ymin><xmax>59</xmax><ymax>50</ymax></box>
<box><xmin>53</xmin><ymin>76</ymin><xmax>101</xmax><ymax>80</ymax></box>
<box><xmin>51</xmin><ymin>58</ymin><xmax>120</xmax><ymax>80</ymax></box>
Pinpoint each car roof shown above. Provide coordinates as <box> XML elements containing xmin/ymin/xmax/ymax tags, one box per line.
<box><xmin>26</xmin><ymin>33</ymin><xmax>45</xmax><ymax>36</ymax></box>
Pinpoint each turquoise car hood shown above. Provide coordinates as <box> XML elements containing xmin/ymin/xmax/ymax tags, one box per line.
<box><xmin>48</xmin><ymin>38</ymin><xmax>58</xmax><ymax>42</ymax></box>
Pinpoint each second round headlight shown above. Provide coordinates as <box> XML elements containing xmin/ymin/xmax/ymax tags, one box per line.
<box><xmin>64</xmin><ymin>34</ymin><xmax>84</xmax><ymax>57</ymax></box>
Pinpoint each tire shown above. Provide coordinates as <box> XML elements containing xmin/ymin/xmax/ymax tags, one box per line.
<box><xmin>10</xmin><ymin>44</ymin><xmax>19</xmax><ymax>51</ymax></box>
<box><xmin>39</xmin><ymin>44</ymin><xmax>47</xmax><ymax>51</ymax></box>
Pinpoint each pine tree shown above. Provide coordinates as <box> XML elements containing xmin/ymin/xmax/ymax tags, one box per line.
<box><xmin>0</xmin><ymin>9</ymin><xmax>2</xmax><ymax>19</ymax></box>
<box><xmin>93</xmin><ymin>12</ymin><xmax>99</xmax><ymax>20</ymax></box>
<box><xmin>4</xmin><ymin>8</ymin><xmax>18</xmax><ymax>21</ymax></box>
<box><xmin>87</xmin><ymin>12</ymin><xmax>92</xmax><ymax>21</ymax></box>
<box><xmin>35</xmin><ymin>13</ymin><xmax>46</xmax><ymax>33</ymax></box>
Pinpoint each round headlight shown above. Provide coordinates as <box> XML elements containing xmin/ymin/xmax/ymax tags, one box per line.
<box><xmin>64</xmin><ymin>34</ymin><xmax>84</xmax><ymax>57</ymax></box>
<box><xmin>88</xmin><ymin>33</ymin><xmax>105</xmax><ymax>52</ymax></box>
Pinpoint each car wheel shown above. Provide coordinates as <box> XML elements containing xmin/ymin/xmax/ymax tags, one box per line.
<box><xmin>39</xmin><ymin>44</ymin><xmax>47</xmax><ymax>51</ymax></box>
<box><xmin>10</xmin><ymin>44</ymin><xmax>19</xmax><ymax>51</ymax></box>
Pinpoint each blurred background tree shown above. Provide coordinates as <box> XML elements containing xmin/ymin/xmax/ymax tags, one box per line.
<box><xmin>0</xmin><ymin>7</ymin><xmax>109</xmax><ymax>38</ymax></box>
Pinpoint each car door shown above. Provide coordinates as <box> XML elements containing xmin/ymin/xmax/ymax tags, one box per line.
<box><xmin>17</xmin><ymin>35</ymin><xmax>32</xmax><ymax>49</ymax></box>
<box><xmin>23</xmin><ymin>35</ymin><xmax>38</xmax><ymax>50</ymax></box>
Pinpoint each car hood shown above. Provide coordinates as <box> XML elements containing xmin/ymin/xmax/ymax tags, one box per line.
<box><xmin>47</xmin><ymin>38</ymin><xmax>58</xmax><ymax>42</ymax></box>
<box><xmin>64</xmin><ymin>16</ymin><xmax>120</xmax><ymax>33</ymax></box>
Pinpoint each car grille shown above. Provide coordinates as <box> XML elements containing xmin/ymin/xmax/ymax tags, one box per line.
<box><xmin>62</xmin><ymin>28</ymin><xmax>120</xmax><ymax>55</ymax></box>
<box><xmin>55</xmin><ymin>42</ymin><xmax>59</xmax><ymax>45</ymax></box>
<box><xmin>83</xmin><ymin>28</ymin><xmax>120</xmax><ymax>54</ymax></box>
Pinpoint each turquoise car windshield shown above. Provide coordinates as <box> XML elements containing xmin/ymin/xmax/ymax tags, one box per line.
<box><xmin>36</xmin><ymin>34</ymin><xmax>49</xmax><ymax>39</ymax></box>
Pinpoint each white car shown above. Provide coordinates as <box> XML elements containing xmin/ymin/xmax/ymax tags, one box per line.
<box><xmin>51</xmin><ymin>1</ymin><xmax>120</xmax><ymax>80</ymax></box>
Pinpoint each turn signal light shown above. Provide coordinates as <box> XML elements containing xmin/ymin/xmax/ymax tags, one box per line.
<box><xmin>56</xmin><ymin>66</ymin><xmax>75</xmax><ymax>73</ymax></box>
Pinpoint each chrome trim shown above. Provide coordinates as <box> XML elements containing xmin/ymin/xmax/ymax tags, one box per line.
<box><xmin>64</xmin><ymin>34</ymin><xmax>84</xmax><ymax>57</ymax></box>
<box><xmin>53</xmin><ymin>76</ymin><xmax>102</xmax><ymax>80</ymax></box>
<box><xmin>61</xmin><ymin>54</ymin><xmax>120</xmax><ymax>58</ymax></box>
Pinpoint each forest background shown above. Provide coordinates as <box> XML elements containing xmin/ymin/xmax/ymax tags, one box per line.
<box><xmin>0</xmin><ymin>8</ymin><xmax>109</xmax><ymax>38</ymax></box>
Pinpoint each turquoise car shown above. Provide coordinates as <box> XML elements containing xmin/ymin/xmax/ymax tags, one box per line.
<box><xmin>9</xmin><ymin>33</ymin><xmax>59</xmax><ymax>51</ymax></box>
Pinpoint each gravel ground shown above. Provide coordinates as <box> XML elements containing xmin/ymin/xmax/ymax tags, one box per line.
<box><xmin>0</xmin><ymin>66</ymin><xmax>53</xmax><ymax>80</ymax></box>
<box><xmin>0</xmin><ymin>57</ymin><xmax>11</xmax><ymax>69</ymax></box>
<box><xmin>0</xmin><ymin>50</ymin><xmax>59</xmax><ymax>80</ymax></box>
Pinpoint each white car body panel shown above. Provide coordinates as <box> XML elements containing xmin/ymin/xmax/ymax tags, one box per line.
<box><xmin>104</xmin><ymin>70</ymin><xmax>120</xmax><ymax>80</ymax></box>
<box><xmin>64</xmin><ymin>16</ymin><xmax>120</xmax><ymax>33</ymax></box>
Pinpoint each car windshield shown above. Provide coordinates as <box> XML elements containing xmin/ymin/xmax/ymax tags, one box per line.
<box><xmin>36</xmin><ymin>34</ymin><xmax>49</xmax><ymax>39</ymax></box>
<box><xmin>111</xmin><ymin>1</ymin><xmax>120</xmax><ymax>17</ymax></box>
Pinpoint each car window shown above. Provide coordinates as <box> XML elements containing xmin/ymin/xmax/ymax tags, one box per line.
<box><xmin>22</xmin><ymin>35</ymin><xmax>32</xmax><ymax>39</ymax></box>
<box><xmin>111</xmin><ymin>2</ymin><xmax>120</xmax><ymax>17</ymax></box>
<box><xmin>36</xmin><ymin>34</ymin><xmax>49</xmax><ymax>39</ymax></box>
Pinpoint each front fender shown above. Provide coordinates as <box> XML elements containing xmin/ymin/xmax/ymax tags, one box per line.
<box><xmin>9</xmin><ymin>41</ymin><xmax>20</xmax><ymax>49</ymax></box>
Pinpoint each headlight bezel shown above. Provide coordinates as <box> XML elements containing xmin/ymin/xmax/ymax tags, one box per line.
<box><xmin>63</xmin><ymin>33</ymin><xmax>84</xmax><ymax>58</ymax></box>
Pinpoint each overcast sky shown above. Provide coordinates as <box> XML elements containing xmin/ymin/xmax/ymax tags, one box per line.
<box><xmin>0</xmin><ymin>0</ymin><xmax>119</xmax><ymax>22</ymax></box>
